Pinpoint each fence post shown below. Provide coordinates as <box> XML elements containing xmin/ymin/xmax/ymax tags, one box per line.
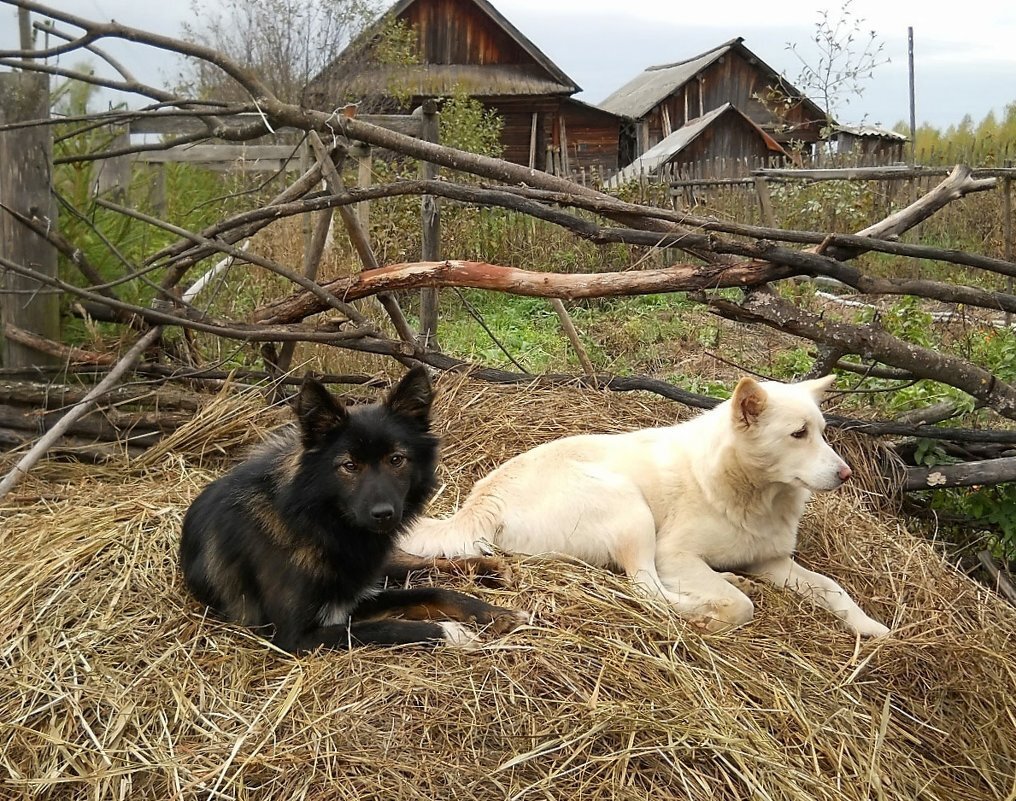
<box><xmin>418</xmin><ymin>100</ymin><xmax>440</xmax><ymax>350</ymax></box>
<box><xmin>753</xmin><ymin>175</ymin><xmax>777</xmax><ymax>228</ymax></box>
<box><xmin>353</xmin><ymin>142</ymin><xmax>372</xmax><ymax>234</ymax></box>
<box><xmin>0</xmin><ymin>71</ymin><xmax>60</xmax><ymax>368</ymax></box>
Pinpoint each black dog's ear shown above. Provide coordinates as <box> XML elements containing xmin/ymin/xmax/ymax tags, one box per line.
<box><xmin>385</xmin><ymin>367</ymin><xmax>433</xmax><ymax>423</ymax></box>
<box><xmin>296</xmin><ymin>378</ymin><xmax>347</xmax><ymax>444</ymax></box>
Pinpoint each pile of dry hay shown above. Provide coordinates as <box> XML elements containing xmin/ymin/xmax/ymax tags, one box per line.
<box><xmin>2</xmin><ymin>375</ymin><xmax>1015</xmax><ymax>801</ymax></box>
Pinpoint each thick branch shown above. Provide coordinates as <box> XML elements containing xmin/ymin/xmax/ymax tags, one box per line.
<box><xmin>251</xmin><ymin>259</ymin><xmax>797</xmax><ymax>324</ymax></box>
<box><xmin>903</xmin><ymin>458</ymin><xmax>1016</xmax><ymax>491</ymax></box>
<box><xmin>708</xmin><ymin>291</ymin><xmax>1016</xmax><ymax>419</ymax></box>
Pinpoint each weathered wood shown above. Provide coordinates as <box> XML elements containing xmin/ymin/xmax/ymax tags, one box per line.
<box><xmin>1004</xmin><ymin>176</ymin><xmax>1013</xmax><ymax>326</ymax></box>
<box><xmin>903</xmin><ymin>457</ymin><xmax>1016</xmax><ymax>492</ymax></box>
<box><xmin>528</xmin><ymin>112</ymin><xmax>537</xmax><ymax>170</ymax></box>
<box><xmin>753</xmin><ymin>175</ymin><xmax>777</xmax><ymax>227</ymax></box>
<box><xmin>127</xmin><ymin>111</ymin><xmax>422</xmax><ymax>138</ymax></box>
<box><xmin>0</xmin><ymin>378</ymin><xmax>203</xmax><ymax>411</ymax></box>
<box><xmin>0</xmin><ymin>404</ymin><xmax>168</xmax><ymax>446</ymax></box>
<box><xmin>0</xmin><ymin>427</ymin><xmax>146</xmax><ymax>464</ymax></box>
<box><xmin>0</xmin><ymin>71</ymin><xmax>59</xmax><ymax>369</ymax></box>
<box><xmin>977</xmin><ymin>550</ymin><xmax>1016</xmax><ymax>607</ymax></box>
<box><xmin>305</xmin><ymin>131</ymin><xmax>416</xmax><ymax>344</ymax></box>
<box><xmin>252</xmin><ymin>259</ymin><xmax>797</xmax><ymax>325</ymax></box>
<box><xmin>131</xmin><ymin>143</ymin><xmax>300</xmax><ymax>163</ymax></box>
<box><xmin>354</xmin><ymin>142</ymin><xmax>372</xmax><ymax>233</ymax></box>
<box><xmin>0</xmin><ymin>325</ymin><xmax>162</xmax><ymax>501</ymax></box>
<box><xmin>418</xmin><ymin>101</ymin><xmax>440</xmax><ymax>350</ymax></box>
<box><xmin>3</xmin><ymin>322</ymin><xmax>115</xmax><ymax>364</ymax></box>
<box><xmin>550</xmin><ymin>298</ymin><xmax>594</xmax><ymax>376</ymax></box>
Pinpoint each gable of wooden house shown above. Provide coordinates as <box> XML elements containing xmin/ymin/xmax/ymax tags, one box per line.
<box><xmin>305</xmin><ymin>0</ymin><xmax>625</xmax><ymax>176</ymax></box>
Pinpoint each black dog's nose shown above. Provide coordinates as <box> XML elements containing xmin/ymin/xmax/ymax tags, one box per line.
<box><xmin>370</xmin><ymin>503</ymin><xmax>395</xmax><ymax>522</ymax></box>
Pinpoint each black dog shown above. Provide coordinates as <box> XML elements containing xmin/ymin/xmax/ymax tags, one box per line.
<box><xmin>180</xmin><ymin>368</ymin><xmax>524</xmax><ymax>653</ymax></box>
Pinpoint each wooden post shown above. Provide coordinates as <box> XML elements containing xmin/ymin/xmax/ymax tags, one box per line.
<box><xmin>908</xmin><ymin>27</ymin><xmax>917</xmax><ymax>167</ymax></box>
<box><xmin>0</xmin><ymin>72</ymin><xmax>60</xmax><ymax>368</ymax></box>
<box><xmin>418</xmin><ymin>100</ymin><xmax>440</xmax><ymax>350</ymax></box>
<box><xmin>1004</xmin><ymin>175</ymin><xmax>1013</xmax><ymax>327</ymax></box>
<box><xmin>528</xmin><ymin>112</ymin><xmax>538</xmax><ymax>169</ymax></box>
<box><xmin>753</xmin><ymin>175</ymin><xmax>777</xmax><ymax>227</ymax></box>
<box><xmin>353</xmin><ymin>142</ymin><xmax>372</xmax><ymax>234</ymax></box>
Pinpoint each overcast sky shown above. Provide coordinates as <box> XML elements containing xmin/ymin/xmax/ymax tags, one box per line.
<box><xmin>2</xmin><ymin>0</ymin><xmax>1014</xmax><ymax>130</ymax></box>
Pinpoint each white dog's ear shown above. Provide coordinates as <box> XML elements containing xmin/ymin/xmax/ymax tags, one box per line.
<box><xmin>731</xmin><ymin>377</ymin><xmax>768</xmax><ymax>430</ymax></box>
<box><xmin>799</xmin><ymin>375</ymin><xmax>836</xmax><ymax>401</ymax></box>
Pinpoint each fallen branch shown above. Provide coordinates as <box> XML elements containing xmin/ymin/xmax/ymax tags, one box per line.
<box><xmin>903</xmin><ymin>457</ymin><xmax>1016</xmax><ymax>491</ymax></box>
<box><xmin>977</xmin><ymin>550</ymin><xmax>1016</xmax><ymax>606</ymax></box>
<box><xmin>2</xmin><ymin>323</ymin><xmax>116</xmax><ymax>365</ymax></box>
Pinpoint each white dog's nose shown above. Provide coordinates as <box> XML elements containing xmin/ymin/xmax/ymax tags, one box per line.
<box><xmin>838</xmin><ymin>464</ymin><xmax>852</xmax><ymax>482</ymax></box>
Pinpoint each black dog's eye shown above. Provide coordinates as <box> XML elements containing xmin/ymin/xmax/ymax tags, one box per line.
<box><xmin>339</xmin><ymin>460</ymin><xmax>359</xmax><ymax>474</ymax></box>
<box><xmin>389</xmin><ymin>453</ymin><xmax>407</xmax><ymax>467</ymax></box>
<box><xmin>791</xmin><ymin>426</ymin><xmax>808</xmax><ymax>440</ymax></box>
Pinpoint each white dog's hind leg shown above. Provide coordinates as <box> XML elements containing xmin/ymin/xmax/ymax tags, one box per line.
<box><xmin>746</xmin><ymin>556</ymin><xmax>890</xmax><ymax>637</ymax></box>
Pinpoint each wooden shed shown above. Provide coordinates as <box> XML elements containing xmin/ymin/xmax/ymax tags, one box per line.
<box><xmin>606</xmin><ymin>103</ymin><xmax>787</xmax><ymax>187</ymax></box>
<box><xmin>599</xmin><ymin>38</ymin><xmax>827</xmax><ymax>161</ymax></box>
<box><xmin>831</xmin><ymin>124</ymin><xmax>907</xmax><ymax>165</ymax></box>
<box><xmin>305</xmin><ymin>0</ymin><xmax>625</xmax><ymax>175</ymax></box>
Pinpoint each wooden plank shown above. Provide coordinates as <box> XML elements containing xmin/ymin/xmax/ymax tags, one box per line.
<box><xmin>754</xmin><ymin>176</ymin><xmax>777</xmax><ymax>227</ymax></box>
<box><xmin>355</xmin><ymin>143</ymin><xmax>373</xmax><ymax>234</ymax></box>
<box><xmin>131</xmin><ymin>144</ymin><xmax>301</xmax><ymax>163</ymax></box>
<box><xmin>1005</xmin><ymin>176</ymin><xmax>1013</xmax><ymax>326</ymax></box>
<box><xmin>528</xmin><ymin>112</ymin><xmax>538</xmax><ymax>170</ymax></box>
<box><xmin>128</xmin><ymin>111</ymin><xmax>422</xmax><ymax>138</ymax></box>
<box><xmin>0</xmin><ymin>72</ymin><xmax>60</xmax><ymax>369</ymax></box>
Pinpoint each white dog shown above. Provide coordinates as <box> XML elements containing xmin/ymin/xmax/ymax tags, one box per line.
<box><xmin>401</xmin><ymin>376</ymin><xmax>889</xmax><ymax>637</ymax></box>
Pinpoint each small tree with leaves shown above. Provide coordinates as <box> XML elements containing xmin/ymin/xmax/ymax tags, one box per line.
<box><xmin>786</xmin><ymin>0</ymin><xmax>889</xmax><ymax>132</ymax></box>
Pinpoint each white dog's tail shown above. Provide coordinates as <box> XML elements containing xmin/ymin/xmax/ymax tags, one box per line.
<box><xmin>400</xmin><ymin>504</ymin><xmax>500</xmax><ymax>558</ymax></box>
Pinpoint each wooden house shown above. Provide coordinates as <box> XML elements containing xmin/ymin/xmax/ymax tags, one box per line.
<box><xmin>606</xmin><ymin>103</ymin><xmax>787</xmax><ymax>187</ymax></box>
<box><xmin>599</xmin><ymin>38</ymin><xmax>827</xmax><ymax>160</ymax></box>
<box><xmin>305</xmin><ymin>0</ymin><xmax>625</xmax><ymax>176</ymax></box>
<box><xmin>831</xmin><ymin>125</ymin><xmax>907</xmax><ymax>165</ymax></box>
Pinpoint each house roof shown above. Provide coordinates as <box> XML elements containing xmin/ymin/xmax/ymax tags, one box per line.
<box><xmin>323</xmin><ymin>64</ymin><xmax>574</xmax><ymax>99</ymax></box>
<box><xmin>606</xmin><ymin>103</ymin><xmax>786</xmax><ymax>187</ymax></box>
<box><xmin>306</xmin><ymin>0</ymin><xmax>579</xmax><ymax>102</ymax></box>
<box><xmin>598</xmin><ymin>38</ymin><xmax>825</xmax><ymax>124</ymax></box>
<box><xmin>600</xmin><ymin>39</ymin><xmax>741</xmax><ymax>119</ymax></box>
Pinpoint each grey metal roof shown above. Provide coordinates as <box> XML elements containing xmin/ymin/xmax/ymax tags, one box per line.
<box><xmin>834</xmin><ymin>124</ymin><xmax>907</xmax><ymax>141</ymax></box>
<box><xmin>599</xmin><ymin>39</ymin><xmax>742</xmax><ymax>119</ymax></box>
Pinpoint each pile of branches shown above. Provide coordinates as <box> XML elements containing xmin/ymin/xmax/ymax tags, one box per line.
<box><xmin>2</xmin><ymin>0</ymin><xmax>1016</xmax><ymax>507</ymax></box>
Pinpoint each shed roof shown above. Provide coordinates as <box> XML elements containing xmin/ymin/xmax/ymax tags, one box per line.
<box><xmin>607</xmin><ymin>103</ymin><xmax>786</xmax><ymax>187</ymax></box>
<box><xmin>599</xmin><ymin>38</ymin><xmax>825</xmax><ymax>124</ymax></box>
<box><xmin>833</xmin><ymin>124</ymin><xmax>908</xmax><ymax>141</ymax></box>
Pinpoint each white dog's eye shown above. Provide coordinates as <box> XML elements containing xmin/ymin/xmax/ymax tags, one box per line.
<box><xmin>791</xmin><ymin>426</ymin><xmax>808</xmax><ymax>439</ymax></box>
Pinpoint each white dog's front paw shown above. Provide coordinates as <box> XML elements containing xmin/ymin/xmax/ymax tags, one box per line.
<box><xmin>439</xmin><ymin>621</ymin><xmax>481</xmax><ymax>650</ymax></box>
<box><xmin>852</xmin><ymin>617</ymin><xmax>891</xmax><ymax>638</ymax></box>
